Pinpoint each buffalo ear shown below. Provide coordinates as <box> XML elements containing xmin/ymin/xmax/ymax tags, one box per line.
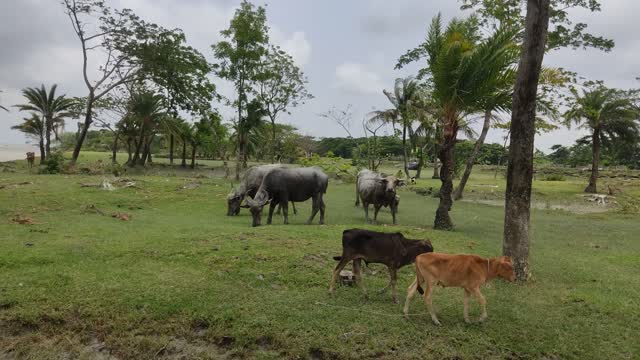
<box><xmin>397</xmin><ymin>179</ymin><xmax>406</xmax><ymax>187</ymax></box>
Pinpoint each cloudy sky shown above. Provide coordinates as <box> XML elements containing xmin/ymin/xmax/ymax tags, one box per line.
<box><xmin>1</xmin><ymin>0</ymin><xmax>638</xmax><ymax>152</ymax></box>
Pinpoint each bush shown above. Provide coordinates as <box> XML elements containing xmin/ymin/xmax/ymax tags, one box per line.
<box><xmin>40</xmin><ymin>152</ymin><xmax>65</xmax><ymax>174</ymax></box>
<box><xmin>297</xmin><ymin>154</ymin><xmax>356</xmax><ymax>182</ymax></box>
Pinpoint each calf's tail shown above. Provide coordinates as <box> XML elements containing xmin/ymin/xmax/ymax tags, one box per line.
<box><xmin>415</xmin><ymin>263</ymin><xmax>425</xmax><ymax>295</ymax></box>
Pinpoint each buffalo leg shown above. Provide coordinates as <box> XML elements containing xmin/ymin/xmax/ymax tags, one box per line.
<box><xmin>403</xmin><ymin>277</ymin><xmax>419</xmax><ymax>319</ymax></box>
<box><xmin>355</xmin><ymin>184</ymin><xmax>360</xmax><ymax>207</ymax></box>
<box><xmin>282</xmin><ymin>200</ymin><xmax>289</xmax><ymax>225</ymax></box>
<box><xmin>363</xmin><ymin>202</ymin><xmax>370</xmax><ymax>223</ymax></box>
<box><xmin>391</xmin><ymin>205</ymin><xmax>397</xmax><ymax>225</ymax></box>
<box><xmin>306</xmin><ymin>195</ymin><xmax>320</xmax><ymax>225</ymax></box>
<box><xmin>267</xmin><ymin>202</ymin><xmax>277</xmax><ymax>225</ymax></box>
<box><xmin>373</xmin><ymin>204</ymin><xmax>382</xmax><ymax>224</ymax></box>
<box><xmin>318</xmin><ymin>197</ymin><xmax>326</xmax><ymax>225</ymax></box>
<box><xmin>291</xmin><ymin>202</ymin><xmax>297</xmax><ymax>215</ymax></box>
<box><xmin>329</xmin><ymin>256</ymin><xmax>351</xmax><ymax>294</ymax></box>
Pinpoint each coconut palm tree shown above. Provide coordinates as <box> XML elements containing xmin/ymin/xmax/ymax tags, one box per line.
<box><xmin>369</xmin><ymin>77</ymin><xmax>422</xmax><ymax>178</ymax></box>
<box><xmin>423</xmin><ymin>14</ymin><xmax>519</xmax><ymax>230</ymax></box>
<box><xmin>564</xmin><ymin>84</ymin><xmax>640</xmax><ymax>193</ymax></box>
<box><xmin>11</xmin><ymin>114</ymin><xmax>46</xmax><ymax>164</ymax></box>
<box><xmin>14</xmin><ymin>85</ymin><xmax>76</xmax><ymax>160</ymax></box>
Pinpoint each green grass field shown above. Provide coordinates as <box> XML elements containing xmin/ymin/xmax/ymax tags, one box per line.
<box><xmin>1</xmin><ymin>157</ymin><xmax>639</xmax><ymax>359</ymax></box>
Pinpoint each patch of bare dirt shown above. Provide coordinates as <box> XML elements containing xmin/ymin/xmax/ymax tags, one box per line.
<box><xmin>461</xmin><ymin>198</ymin><xmax>614</xmax><ymax>214</ymax></box>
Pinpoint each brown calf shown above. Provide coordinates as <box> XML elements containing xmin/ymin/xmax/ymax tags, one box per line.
<box><xmin>403</xmin><ymin>253</ymin><xmax>515</xmax><ymax>325</ymax></box>
<box><xmin>26</xmin><ymin>152</ymin><xmax>35</xmax><ymax>168</ymax></box>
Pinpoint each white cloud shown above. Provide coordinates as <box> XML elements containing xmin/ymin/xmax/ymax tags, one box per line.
<box><xmin>334</xmin><ymin>63</ymin><xmax>385</xmax><ymax>95</ymax></box>
<box><xmin>270</xmin><ymin>28</ymin><xmax>312</xmax><ymax>67</ymax></box>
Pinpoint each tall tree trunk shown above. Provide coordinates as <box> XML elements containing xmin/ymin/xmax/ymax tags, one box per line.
<box><xmin>44</xmin><ymin>116</ymin><xmax>52</xmax><ymax>158</ymax></box>
<box><xmin>132</xmin><ymin>121</ymin><xmax>146</xmax><ymax>165</ymax></box>
<box><xmin>111</xmin><ymin>132</ymin><xmax>119</xmax><ymax>164</ymax></box>
<box><xmin>434</xmin><ymin>121</ymin><xmax>457</xmax><ymax>230</ymax></box>
<box><xmin>181</xmin><ymin>141</ymin><xmax>187</xmax><ymax>168</ymax></box>
<box><xmin>271</xmin><ymin>117</ymin><xmax>277</xmax><ymax>163</ymax></box>
<box><xmin>169</xmin><ymin>134</ymin><xmax>175</xmax><ymax>165</ymax></box>
<box><xmin>38</xmin><ymin>138</ymin><xmax>46</xmax><ymax>165</ymax></box>
<box><xmin>139</xmin><ymin>137</ymin><xmax>151</xmax><ymax>166</ymax></box>
<box><xmin>432</xmin><ymin>156</ymin><xmax>440</xmax><ymax>179</ymax></box>
<box><xmin>402</xmin><ymin>121</ymin><xmax>410</xmax><ymax>179</ymax></box>
<box><xmin>71</xmin><ymin>96</ymin><xmax>94</xmax><ymax>165</ymax></box>
<box><xmin>126</xmin><ymin>139</ymin><xmax>133</xmax><ymax>165</ymax></box>
<box><xmin>191</xmin><ymin>145</ymin><xmax>197</xmax><ymax>169</ymax></box>
<box><xmin>415</xmin><ymin>146</ymin><xmax>425</xmax><ymax>179</ymax></box>
<box><xmin>585</xmin><ymin>128</ymin><xmax>600</xmax><ymax>193</ymax></box>
<box><xmin>454</xmin><ymin>110</ymin><xmax>492</xmax><ymax>200</ymax></box>
<box><xmin>503</xmin><ymin>0</ymin><xmax>550</xmax><ymax>282</ymax></box>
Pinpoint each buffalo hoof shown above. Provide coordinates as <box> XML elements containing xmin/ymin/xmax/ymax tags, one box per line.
<box><xmin>432</xmin><ymin>319</ymin><xmax>442</xmax><ymax>326</ymax></box>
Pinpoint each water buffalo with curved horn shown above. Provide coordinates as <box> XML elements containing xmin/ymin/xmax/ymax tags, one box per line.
<box><xmin>227</xmin><ymin>164</ymin><xmax>296</xmax><ymax>216</ymax></box>
<box><xmin>244</xmin><ymin>167</ymin><xmax>328</xmax><ymax>227</ymax></box>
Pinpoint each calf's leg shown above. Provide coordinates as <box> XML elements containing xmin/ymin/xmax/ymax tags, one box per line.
<box><xmin>387</xmin><ymin>266</ymin><xmax>399</xmax><ymax>304</ymax></box>
<box><xmin>473</xmin><ymin>288</ymin><xmax>488</xmax><ymax>322</ymax></box>
<box><xmin>329</xmin><ymin>256</ymin><xmax>351</xmax><ymax>294</ymax></box>
<box><xmin>423</xmin><ymin>282</ymin><xmax>440</xmax><ymax>325</ymax></box>
<box><xmin>403</xmin><ymin>277</ymin><xmax>419</xmax><ymax>319</ymax></box>
<box><xmin>463</xmin><ymin>289</ymin><xmax>472</xmax><ymax>323</ymax></box>
<box><xmin>353</xmin><ymin>259</ymin><xmax>367</xmax><ymax>296</ymax></box>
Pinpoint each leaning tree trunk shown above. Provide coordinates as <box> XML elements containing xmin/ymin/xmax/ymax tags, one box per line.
<box><xmin>190</xmin><ymin>145</ymin><xmax>197</xmax><ymax>169</ymax></box>
<box><xmin>169</xmin><ymin>134</ymin><xmax>175</xmax><ymax>165</ymax></box>
<box><xmin>131</xmin><ymin>122</ymin><xmax>147</xmax><ymax>166</ymax></box>
<box><xmin>71</xmin><ymin>96</ymin><xmax>94</xmax><ymax>165</ymax></box>
<box><xmin>454</xmin><ymin>110</ymin><xmax>492</xmax><ymax>200</ymax></box>
<box><xmin>181</xmin><ymin>141</ymin><xmax>187</xmax><ymax>168</ymax></box>
<box><xmin>584</xmin><ymin>128</ymin><xmax>600</xmax><ymax>193</ymax></box>
<box><xmin>434</xmin><ymin>120</ymin><xmax>457</xmax><ymax>231</ymax></box>
<box><xmin>503</xmin><ymin>0</ymin><xmax>550</xmax><ymax>282</ymax></box>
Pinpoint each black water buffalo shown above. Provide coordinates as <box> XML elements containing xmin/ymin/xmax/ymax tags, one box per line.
<box><xmin>244</xmin><ymin>167</ymin><xmax>328</xmax><ymax>227</ymax></box>
<box><xmin>329</xmin><ymin>228</ymin><xmax>433</xmax><ymax>303</ymax></box>
<box><xmin>355</xmin><ymin>169</ymin><xmax>404</xmax><ymax>224</ymax></box>
<box><xmin>227</xmin><ymin>164</ymin><xmax>296</xmax><ymax>216</ymax></box>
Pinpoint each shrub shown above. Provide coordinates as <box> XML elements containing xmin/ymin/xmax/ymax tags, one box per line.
<box><xmin>297</xmin><ymin>154</ymin><xmax>356</xmax><ymax>182</ymax></box>
<box><xmin>40</xmin><ymin>152</ymin><xmax>65</xmax><ymax>174</ymax></box>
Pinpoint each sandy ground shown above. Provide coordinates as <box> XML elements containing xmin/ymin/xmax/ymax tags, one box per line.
<box><xmin>0</xmin><ymin>144</ymin><xmax>39</xmax><ymax>162</ymax></box>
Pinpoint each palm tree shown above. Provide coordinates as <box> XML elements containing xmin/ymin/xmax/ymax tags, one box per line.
<box><xmin>424</xmin><ymin>14</ymin><xmax>519</xmax><ymax>230</ymax></box>
<box><xmin>11</xmin><ymin>114</ymin><xmax>46</xmax><ymax>165</ymax></box>
<box><xmin>127</xmin><ymin>91</ymin><xmax>166</xmax><ymax>166</ymax></box>
<box><xmin>14</xmin><ymin>85</ymin><xmax>76</xmax><ymax>160</ymax></box>
<box><xmin>369</xmin><ymin>77</ymin><xmax>422</xmax><ymax>178</ymax></box>
<box><xmin>564</xmin><ymin>84</ymin><xmax>640</xmax><ymax>193</ymax></box>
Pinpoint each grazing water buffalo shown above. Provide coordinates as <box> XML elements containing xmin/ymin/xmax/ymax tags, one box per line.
<box><xmin>355</xmin><ymin>169</ymin><xmax>404</xmax><ymax>224</ymax></box>
<box><xmin>227</xmin><ymin>165</ymin><xmax>296</xmax><ymax>216</ymax></box>
<box><xmin>245</xmin><ymin>167</ymin><xmax>328</xmax><ymax>227</ymax></box>
<box><xmin>329</xmin><ymin>229</ymin><xmax>433</xmax><ymax>303</ymax></box>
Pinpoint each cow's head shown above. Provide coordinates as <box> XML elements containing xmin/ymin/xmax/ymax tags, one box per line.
<box><xmin>245</xmin><ymin>194</ymin><xmax>271</xmax><ymax>227</ymax></box>
<box><xmin>379</xmin><ymin>176</ymin><xmax>405</xmax><ymax>193</ymax></box>
<box><xmin>227</xmin><ymin>192</ymin><xmax>243</xmax><ymax>216</ymax></box>
<box><xmin>495</xmin><ymin>256</ymin><xmax>516</xmax><ymax>282</ymax></box>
